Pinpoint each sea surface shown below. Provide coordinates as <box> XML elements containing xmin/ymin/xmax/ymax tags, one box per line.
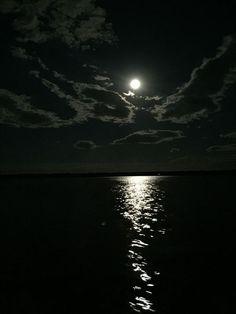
<box><xmin>0</xmin><ymin>175</ymin><xmax>235</xmax><ymax>313</ymax></box>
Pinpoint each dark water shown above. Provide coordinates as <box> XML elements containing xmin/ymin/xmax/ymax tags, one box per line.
<box><xmin>0</xmin><ymin>175</ymin><xmax>235</xmax><ymax>313</ymax></box>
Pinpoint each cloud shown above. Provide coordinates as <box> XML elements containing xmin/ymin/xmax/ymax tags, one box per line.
<box><xmin>30</xmin><ymin>71</ymin><xmax>88</xmax><ymax>121</ymax></box>
<box><xmin>41</xmin><ymin>78</ymin><xmax>73</xmax><ymax>100</ymax></box>
<box><xmin>29</xmin><ymin>72</ymin><xmax>97</xmax><ymax>123</ymax></box>
<box><xmin>93</xmin><ymin>74</ymin><xmax>114</xmax><ymax>87</ymax></box>
<box><xmin>11</xmin><ymin>45</ymin><xmax>50</xmax><ymax>72</ymax></box>
<box><xmin>82</xmin><ymin>64</ymin><xmax>99</xmax><ymax>71</ymax></box>
<box><xmin>206</xmin><ymin>144</ymin><xmax>236</xmax><ymax>152</ymax></box>
<box><xmin>94</xmin><ymin>75</ymin><xmax>111</xmax><ymax>81</ymax></box>
<box><xmin>0</xmin><ymin>64</ymin><xmax>135</xmax><ymax>128</ymax></box>
<box><xmin>220</xmin><ymin>131</ymin><xmax>236</xmax><ymax>139</ymax></box>
<box><xmin>209</xmin><ymin>66</ymin><xmax>236</xmax><ymax>111</ymax></box>
<box><xmin>11</xmin><ymin>46</ymin><xmax>33</xmax><ymax>60</ymax></box>
<box><xmin>125</xmin><ymin>94</ymin><xmax>160</xmax><ymax>111</ymax></box>
<box><xmin>0</xmin><ymin>89</ymin><xmax>66</xmax><ymax>128</ymax></box>
<box><xmin>74</xmin><ymin>140</ymin><xmax>98</xmax><ymax>150</ymax></box>
<box><xmin>30</xmin><ymin>69</ymin><xmax>135</xmax><ymax>124</ymax></box>
<box><xmin>82</xmin><ymin>88</ymin><xmax>135</xmax><ymax>123</ymax></box>
<box><xmin>152</xmin><ymin>36</ymin><xmax>236</xmax><ymax>123</ymax></box>
<box><xmin>29</xmin><ymin>70</ymin><xmax>40</xmax><ymax>79</ymax></box>
<box><xmin>0</xmin><ymin>0</ymin><xmax>116</xmax><ymax>48</ymax></box>
<box><xmin>112</xmin><ymin>129</ymin><xmax>184</xmax><ymax>145</ymax></box>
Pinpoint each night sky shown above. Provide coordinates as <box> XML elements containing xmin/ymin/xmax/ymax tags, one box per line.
<box><xmin>0</xmin><ymin>0</ymin><xmax>236</xmax><ymax>173</ymax></box>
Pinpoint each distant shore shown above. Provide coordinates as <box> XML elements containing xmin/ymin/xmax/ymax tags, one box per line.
<box><xmin>0</xmin><ymin>170</ymin><xmax>236</xmax><ymax>178</ymax></box>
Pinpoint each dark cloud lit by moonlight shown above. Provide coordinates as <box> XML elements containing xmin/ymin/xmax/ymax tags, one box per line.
<box><xmin>0</xmin><ymin>0</ymin><xmax>236</xmax><ymax>173</ymax></box>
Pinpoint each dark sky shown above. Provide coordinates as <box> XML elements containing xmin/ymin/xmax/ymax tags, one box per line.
<box><xmin>0</xmin><ymin>0</ymin><xmax>236</xmax><ymax>173</ymax></box>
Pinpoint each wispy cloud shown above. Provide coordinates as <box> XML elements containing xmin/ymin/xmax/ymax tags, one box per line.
<box><xmin>112</xmin><ymin>129</ymin><xmax>184</xmax><ymax>145</ymax></box>
<box><xmin>11</xmin><ymin>45</ymin><xmax>50</xmax><ymax>72</ymax></box>
<box><xmin>207</xmin><ymin>144</ymin><xmax>236</xmax><ymax>152</ymax></box>
<box><xmin>0</xmin><ymin>60</ymin><xmax>135</xmax><ymax>128</ymax></box>
<box><xmin>74</xmin><ymin>140</ymin><xmax>98</xmax><ymax>150</ymax></box>
<box><xmin>220</xmin><ymin>131</ymin><xmax>236</xmax><ymax>139</ymax></box>
<box><xmin>0</xmin><ymin>89</ymin><xmax>66</xmax><ymax>128</ymax></box>
<box><xmin>11</xmin><ymin>46</ymin><xmax>33</xmax><ymax>60</ymax></box>
<box><xmin>94</xmin><ymin>75</ymin><xmax>114</xmax><ymax>87</ymax></box>
<box><xmin>94</xmin><ymin>75</ymin><xmax>110</xmax><ymax>81</ymax></box>
<box><xmin>0</xmin><ymin>0</ymin><xmax>116</xmax><ymax>48</ymax></box>
<box><xmin>36</xmin><ymin>69</ymin><xmax>135</xmax><ymax>124</ymax></box>
<box><xmin>151</xmin><ymin>36</ymin><xmax>236</xmax><ymax>123</ymax></box>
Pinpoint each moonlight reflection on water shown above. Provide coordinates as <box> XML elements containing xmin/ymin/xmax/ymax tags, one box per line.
<box><xmin>114</xmin><ymin>176</ymin><xmax>166</xmax><ymax>313</ymax></box>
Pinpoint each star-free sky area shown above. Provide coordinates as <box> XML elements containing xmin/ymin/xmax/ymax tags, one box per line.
<box><xmin>0</xmin><ymin>0</ymin><xmax>236</xmax><ymax>173</ymax></box>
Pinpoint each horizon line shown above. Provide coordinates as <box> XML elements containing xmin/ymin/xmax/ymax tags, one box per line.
<box><xmin>1</xmin><ymin>169</ymin><xmax>236</xmax><ymax>177</ymax></box>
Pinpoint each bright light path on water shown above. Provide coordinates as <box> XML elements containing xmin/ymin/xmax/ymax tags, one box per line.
<box><xmin>113</xmin><ymin>175</ymin><xmax>166</xmax><ymax>313</ymax></box>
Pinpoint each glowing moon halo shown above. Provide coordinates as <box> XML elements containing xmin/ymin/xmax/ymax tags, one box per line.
<box><xmin>130</xmin><ymin>79</ymin><xmax>141</xmax><ymax>90</ymax></box>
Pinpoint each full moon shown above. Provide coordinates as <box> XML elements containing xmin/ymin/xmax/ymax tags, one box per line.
<box><xmin>130</xmin><ymin>79</ymin><xmax>141</xmax><ymax>90</ymax></box>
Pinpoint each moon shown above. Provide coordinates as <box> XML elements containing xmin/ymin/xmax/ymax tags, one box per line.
<box><xmin>130</xmin><ymin>78</ymin><xmax>141</xmax><ymax>90</ymax></box>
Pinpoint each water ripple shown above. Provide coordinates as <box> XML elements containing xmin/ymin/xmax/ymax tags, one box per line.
<box><xmin>113</xmin><ymin>176</ymin><xmax>166</xmax><ymax>313</ymax></box>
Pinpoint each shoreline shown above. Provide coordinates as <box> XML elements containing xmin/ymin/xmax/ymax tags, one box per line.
<box><xmin>1</xmin><ymin>169</ymin><xmax>236</xmax><ymax>178</ymax></box>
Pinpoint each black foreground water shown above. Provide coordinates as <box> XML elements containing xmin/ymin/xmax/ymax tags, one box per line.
<box><xmin>0</xmin><ymin>175</ymin><xmax>235</xmax><ymax>313</ymax></box>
